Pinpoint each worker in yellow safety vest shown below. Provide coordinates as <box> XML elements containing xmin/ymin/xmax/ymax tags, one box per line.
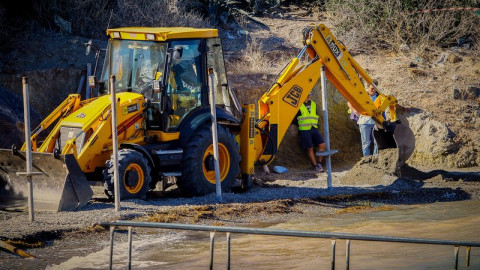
<box><xmin>295</xmin><ymin>92</ymin><xmax>326</xmax><ymax>172</ymax></box>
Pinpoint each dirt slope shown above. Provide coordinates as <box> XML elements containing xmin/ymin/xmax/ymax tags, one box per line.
<box><xmin>0</xmin><ymin>6</ymin><xmax>478</xmax><ymax>168</ymax></box>
<box><xmin>223</xmin><ymin>8</ymin><xmax>480</xmax><ymax>169</ymax></box>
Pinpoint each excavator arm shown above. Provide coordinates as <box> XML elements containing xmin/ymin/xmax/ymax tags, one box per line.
<box><xmin>239</xmin><ymin>23</ymin><xmax>415</xmax><ymax>177</ymax></box>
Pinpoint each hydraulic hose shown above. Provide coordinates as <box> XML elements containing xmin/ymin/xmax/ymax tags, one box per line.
<box><xmin>254</xmin><ymin>124</ymin><xmax>277</xmax><ymax>165</ymax></box>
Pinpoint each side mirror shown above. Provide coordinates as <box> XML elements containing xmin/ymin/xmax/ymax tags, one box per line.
<box><xmin>85</xmin><ymin>40</ymin><xmax>93</xmax><ymax>55</ymax></box>
<box><xmin>173</xmin><ymin>46</ymin><xmax>183</xmax><ymax>60</ymax></box>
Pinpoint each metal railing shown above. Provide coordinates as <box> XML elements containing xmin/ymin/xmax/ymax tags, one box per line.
<box><xmin>101</xmin><ymin>220</ymin><xmax>480</xmax><ymax>270</ymax></box>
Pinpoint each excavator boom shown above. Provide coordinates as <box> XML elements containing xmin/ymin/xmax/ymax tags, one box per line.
<box><xmin>240</xmin><ymin>24</ymin><xmax>415</xmax><ymax>175</ymax></box>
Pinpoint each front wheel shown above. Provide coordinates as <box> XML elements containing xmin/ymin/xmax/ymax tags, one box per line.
<box><xmin>103</xmin><ymin>149</ymin><xmax>152</xmax><ymax>200</ymax></box>
<box><xmin>178</xmin><ymin>124</ymin><xmax>240</xmax><ymax>196</ymax></box>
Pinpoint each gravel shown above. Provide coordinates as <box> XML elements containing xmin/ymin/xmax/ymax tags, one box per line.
<box><xmin>2</xmin><ymin>159</ymin><xmax>479</xmax><ymax>240</ymax></box>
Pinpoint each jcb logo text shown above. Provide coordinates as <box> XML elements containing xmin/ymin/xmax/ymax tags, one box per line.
<box><xmin>283</xmin><ymin>85</ymin><xmax>303</xmax><ymax>107</ymax></box>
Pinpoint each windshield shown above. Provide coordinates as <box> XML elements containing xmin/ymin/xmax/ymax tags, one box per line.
<box><xmin>101</xmin><ymin>39</ymin><xmax>167</xmax><ymax>94</ymax></box>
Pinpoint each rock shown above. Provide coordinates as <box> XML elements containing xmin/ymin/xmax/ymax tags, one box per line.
<box><xmin>226</xmin><ymin>32</ymin><xmax>236</xmax><ymax>39</ymax></box>
<box><xmin>54</xmin><ymin>15</ymin><xmax>72</xmax><ymax>34</ymax></box>
<box><xmin>456</xmin><ymin>146</ymin><xmax>478</xmax><ymax>167</ymax></box>
<box><xmin>399</xmin><ymin>43</ymin><xmax>410</xmax><ymax>52</ymax></box>
<box><xmin>0</xmin><ymin>86</ymin><xmax>42</xmax><ymax>148</ymax></box>
<box><xmin>452</xmin><ymin>88</ymin><xmax>461</xmax><ymax>99</ymax></box>
<box><xmin>407</xmin><ymin>111</ymin><xmax>456</xmax><ymax>159</ymax></box>
<box><xmin>466</xmin><ymin>86</ymin><xmax>480</xmax><ymax>99</ymax></box>
<box><xmin>447</xmin><ymin>54</ymin><xmax>462</xmax><ymax>63</ymax></box>
<box><xmin>408</xmin><ymin>62</ymin><xmax>418</xmax><ymax>68</ymax></box>
<box><xmin>408</xmin><ymin>68</ymin><xmax>428</xmax><ymax>77</ymax></box>
<box><xmin>435</xmin><ymin>52</ymin><xmax>449</xmax><ymax>65</ymax></box>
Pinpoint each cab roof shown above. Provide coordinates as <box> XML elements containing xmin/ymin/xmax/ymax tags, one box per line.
<box><xmin>106</xmin><ymin>27</ymin><xmax>218</xmax><ymax>41</ymax></box>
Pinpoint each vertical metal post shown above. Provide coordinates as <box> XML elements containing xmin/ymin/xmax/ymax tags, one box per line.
<box><xmin>209</xmin><ymin>231</ymin><xmax>215</xmax><ymax>270</ymax></box>
<box><xmin>331</xmin><ymin>239</ymin><xmax>336</xmax><ymax>270</ymax></box>
<box><xmin>109</xmin><ymin>75</ymin><xmax>121</xmax><ymax>211</ymax></box>
<box><xmin>227</xmin><ymin>232</ymin><xmax>231</xmax><ymax>270</ymax></box>
<box><xmin>127</xmin><ymin>226</ymin><xmax>133</xmax><ymax>270</ymax></box>
<box><xmin>86</xmin><ymin>63</ymin><xmax>92</xmax><ymax>99</ymax></box>
<box><xmin>22</xmin><ymin>77</ymin><xmax>34</xmax><ymax>222</ymax></box>
<box><xmin>109</xmin><ymin>226</ymin><xmax>115</xmax><ymax>270</ymax></box>
<box><xmin>454</xmin><ymin>246</ymin><xmax>459</xmax><ymax>270</ymax></box>
<box><xmin>466</xmin><ymin>246</ymin><xmax>471</xmax><ymax>267</ymax></box>
<box><xmin>207</xmin><ymin>68</ymin><xmax>222</xmax><ymax>202</ymax></box>
<box><xmin>345</xmin><ymin>240</ymin><xmax>350</xmax><ymax>270</ymax></box>
<box><xmin>320</xmin><ymin>65</ymin><xmax>333</xmax><ymax>190</ymax></box>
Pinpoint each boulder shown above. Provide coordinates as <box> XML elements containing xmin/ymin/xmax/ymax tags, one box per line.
<box><xmin>0</xmin><ymin>86</ymin><xmax>42</xmax><ymax>149</ymax></box>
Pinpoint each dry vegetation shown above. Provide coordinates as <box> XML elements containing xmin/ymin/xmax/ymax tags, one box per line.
<box><xmin>139</xmin><ymin>200</ymin><xmax>301</xmax><ymax>224</ymax></box>
<box><xmin>326</xmin><ymin>0</ymin><xmax>480</xmax><ymax>53</ymax></box>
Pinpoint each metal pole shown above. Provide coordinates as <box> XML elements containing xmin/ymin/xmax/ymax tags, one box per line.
<box><xmin>454</xmin><ymin>246</ymin><xmax>459</xmax><ymax>270</ymax></box>
<box><xmin>207</xmin><ymin>68</ymin><xmax>222</xmax><ymax>202</ymax></box>
<box><xmin>22</xmin><ymin>77</ymin><xmax>34</xmax><ymax>222</ymax></box>
<box><xmin>109</xmin><ymin>226</ymin><xmax>115</xmax><ymax>270</ymax></box>
<box><xmin>320</xmin><ymin>65</ymin><xmax>333</xmax><ymax>190</ymax></box>
<box><xmin>127</xmin><ymin>226</ymin><xmax>133</xmax><ymax>270</ymax></box>
<box><xmin>109</xmin><ymin>75</ymin><xmax>121</xmax><ymax>211</ymax></box>
<box><xmin>209</xmin><ymin>231</ymin><xmax>215</xmax><ymax>270</ymax></box>
<box><xmin>227</xmin><ymin>232</ymin><xmax>231</xmax><ymax>270</ymax></box>
<box><xmin>331</xmin><ymin>239</ymin><xmax>336</xmax><ymax>270</ymax></box>
<box><xmin>345</xmin><ymin>240</ymin><xmax>350</xmax><ymax>270</ymax></box>
<box><xmin>466</xmin><ymin>246</ymin><xmax>471</xmax><ymax>267</ymax></box>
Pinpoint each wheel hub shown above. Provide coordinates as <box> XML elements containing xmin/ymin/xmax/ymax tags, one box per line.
<box><xmin>124</xmin><ymin>163</ymin><xmax>144</xmax><ymax>194</ymax></box>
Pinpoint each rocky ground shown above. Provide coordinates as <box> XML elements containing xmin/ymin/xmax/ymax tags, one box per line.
<box><xmin>1</xmin><ymin>152</ymin><xmax>479</xmax><ymax>266</ymax></box>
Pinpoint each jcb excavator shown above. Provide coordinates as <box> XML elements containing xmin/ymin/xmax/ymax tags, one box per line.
<box><xmin>0</xmin><ymin>24</ymin><xmax>414</xmax><ymax>211</ymax></box>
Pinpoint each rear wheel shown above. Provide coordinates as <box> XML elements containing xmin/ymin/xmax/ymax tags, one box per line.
<box><xmin>104</xmin><ymin>149</ymin><xmax>152</xmax><ymax>200</ymax></box>
<box><xmin>178</xmin><ymin>124</ymin><xmax>239</xmax><ymax>196</ymax></box>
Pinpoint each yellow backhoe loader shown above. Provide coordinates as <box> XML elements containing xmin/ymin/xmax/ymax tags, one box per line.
<box><xmin>0</xmin><ymin>24</ymin><xmax>414</xmax><ymax>211</ymax></box>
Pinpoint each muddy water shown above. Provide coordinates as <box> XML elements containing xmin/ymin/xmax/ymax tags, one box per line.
<box><xmin>45</xmin><ymin>200</ymin><xmax>480</xmax><ymax>270</ymax></box>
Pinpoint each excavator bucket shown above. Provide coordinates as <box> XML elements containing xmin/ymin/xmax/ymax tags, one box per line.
<box><xmin>374</xmin><ymin>114</ymin><xmax>416</xmax><ymax>173</ymax></box>
<box><xmin>0</xmin><ymin>150</ymin><xmax>93</xmax><ymax>211</ymax></box>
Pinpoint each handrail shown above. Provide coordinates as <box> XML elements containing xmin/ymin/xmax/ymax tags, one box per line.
<box><xmin>101</xmin><ymin>220</ymin><xmax>479</xmax><ymax>270</ymax></box>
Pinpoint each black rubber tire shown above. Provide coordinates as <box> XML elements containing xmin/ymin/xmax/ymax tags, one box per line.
<box><xmin>178</xmin><ymin>124</ymin><xmax>240</xmax><ymax>196</ymax></box>
<box><xmin>103</xmin><ymin>149</ymin><xmax>152</xmax><ymax>200</ymax></box>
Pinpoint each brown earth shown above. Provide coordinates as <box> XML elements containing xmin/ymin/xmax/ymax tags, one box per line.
<box><xmin>223</xmin><ymin>8</ymin><xmax>480</xmax><ymax>169</ymax></box>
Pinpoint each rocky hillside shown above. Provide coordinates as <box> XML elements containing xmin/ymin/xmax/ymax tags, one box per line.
<box><xmin>0</xmin><ymin>1</ymin><xmax>478</xmax><ymax>169</ymax></box>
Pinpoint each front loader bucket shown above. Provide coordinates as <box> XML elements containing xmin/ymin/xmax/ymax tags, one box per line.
<box><xmin>373</xmin><ymin>115</ymin><xmax>416</xmax><ymax>173</ymax></box>
<box><xmin>0</xmin><ymin>150</ymin><xmax>93</xmax><ymax>211</ymax></box>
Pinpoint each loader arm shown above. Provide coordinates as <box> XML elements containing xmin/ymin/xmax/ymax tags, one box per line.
<box><xmin>21</xmin><ymin>94</ymin><xmax>82</xmax><ymax>152</ymax></box>
<box><xmin>240</xmin><ymin>23</ymin><xmax>413</xmax><ymax>176</ymax></box>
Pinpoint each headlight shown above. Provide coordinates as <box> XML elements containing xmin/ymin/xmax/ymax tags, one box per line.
<box><xmin>112</xmin><ymin>32</ymin><xmax>120</xmax><ymax>38</ymax></box>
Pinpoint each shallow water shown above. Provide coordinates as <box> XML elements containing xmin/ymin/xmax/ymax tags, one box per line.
<box><xmin>44</xmin><ymin>200</ymin><xmax>480</xmax><ymax>270</ymax></box>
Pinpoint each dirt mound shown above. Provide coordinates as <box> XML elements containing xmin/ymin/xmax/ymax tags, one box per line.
<box><xmin>339</xmin><ymin>149</ymin><xmax>399</xmax><ymax>186</ymax></box>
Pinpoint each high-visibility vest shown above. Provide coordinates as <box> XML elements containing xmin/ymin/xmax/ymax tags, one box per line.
<box><xmin>297</xmin><ymin>101</ymin><xmax>319</xmax><ymax>130</ymax></box>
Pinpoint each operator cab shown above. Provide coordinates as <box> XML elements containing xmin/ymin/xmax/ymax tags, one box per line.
<box><xmin>97</xmin><ymin>27</ymin><xmax>238</xmax><ymax>133</ymax></box>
